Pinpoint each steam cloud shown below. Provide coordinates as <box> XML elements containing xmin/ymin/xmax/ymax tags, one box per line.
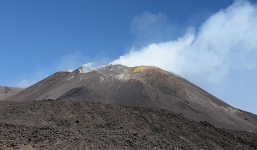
<box><xmin>112</xmin><ymin>0</ymin><xmax>257</xmax><ymax>83</ymax></box>
<box><xmin>15</xmin><ymin>0</ymin><xmax>257</xmax><ymax>114</ymax></box>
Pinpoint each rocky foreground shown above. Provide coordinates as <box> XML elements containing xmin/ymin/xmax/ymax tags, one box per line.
<box><xmin>0</xmin><ymin>100</ymin><xmax>257</xmax><ymax>150</ymax></box>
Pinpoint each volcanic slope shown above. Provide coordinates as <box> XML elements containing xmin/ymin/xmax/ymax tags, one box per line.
<box><xmin>5</xmin><ymin>65</ymin><xmax>257</xmax><ymax>132</ymax></box>
<box><xmin>0</xmin><ymin>86</ymin><xmax>23</xmax><ymax>101</ymax></box>
<box><xmin>0</xmin><ymin>100</ymin><xmax>257</xmax><ymax>149</ymax></box>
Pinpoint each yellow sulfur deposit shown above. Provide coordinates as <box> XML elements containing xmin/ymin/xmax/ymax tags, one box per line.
<box><xmin>129</xmin><ymin>66</ymin><xmax>148</xmax><ymax>73</ymax></box>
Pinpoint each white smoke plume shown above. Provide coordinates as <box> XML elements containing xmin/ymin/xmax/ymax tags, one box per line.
<box><xmin>112</xmin><ymin>0</ymin><xmax>257</xmax><ymax>83</ymax></box>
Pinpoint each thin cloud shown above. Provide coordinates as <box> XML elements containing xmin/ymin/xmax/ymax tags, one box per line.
<box><xmin>130</xmin><ymin>11</ymin><xmax>184</xmax><ymax>48</ymax></box>
<box><xmin>16</xmin><ymin>51</ymin><xmax>109</xmax><ymax>88</ymax></box>
<box><xmin>56</xmin><ymin>51</ymin><xmax>91</xmax><ymax>72</ymax></box>
<box><xmin>16</xmin><ymin>68</ymin><xmax>54</xmax><ymax>88</ymax></box>
<box><xmin>18</xmin><ymin>79</ymin><xmax>32</xmax><ymax>88</ymax></box>
<box><xmin>112</xmin><ymin>0</ymin><xmax>257</xmax><ymax>83</ymax></box>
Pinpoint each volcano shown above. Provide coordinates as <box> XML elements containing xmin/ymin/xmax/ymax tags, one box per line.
<box><xmin>5</xmin><ymin>64</ymin><xmax>257</xmax><ymax>133</ymax></box>
<box><xmin>0</xmin><ymin>86</ymin><xmax>23</xmax><ymax>101</ymax></box>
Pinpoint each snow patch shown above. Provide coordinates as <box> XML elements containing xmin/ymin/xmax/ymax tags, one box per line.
<box><xmin>68</xmin><ymin>76</ymin><xmax>74</xmax><ymax>80</ymax></box>
<box><xmin>115</xmin><ymin>73</ymin><xmax>130</xmax><ymax>81</ymax></box>
<box><xmin>100</xmin><ymin>76</ymin><xmax>104</xmax><ymax>82</ymax></box>
<box><xmin>221</xmin><ymin>106</ymin><xmax>238</xmax><ymax>114</ymax></box>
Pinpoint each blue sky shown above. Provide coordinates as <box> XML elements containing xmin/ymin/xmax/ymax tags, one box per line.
<box><xmin>1</xmin><ymin>0</ymin><xmax>257</xmax><ymax>114</ymax></box>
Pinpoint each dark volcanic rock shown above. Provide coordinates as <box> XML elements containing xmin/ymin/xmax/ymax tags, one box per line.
<box><xmin>0</xmin><ymin>100</ymin><xmax>257</xmax><ymax>150</ymax></box>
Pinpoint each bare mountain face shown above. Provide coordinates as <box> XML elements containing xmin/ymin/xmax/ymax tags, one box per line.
<box><xmin>5</xmin><ymin>65</ymin><xmax>257</xmax><ymax>133</ymax></box>
<box><xmin>0</xmin><ymin>86</ymin><xmax>23</xmax><ymax>101</ymax></box>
